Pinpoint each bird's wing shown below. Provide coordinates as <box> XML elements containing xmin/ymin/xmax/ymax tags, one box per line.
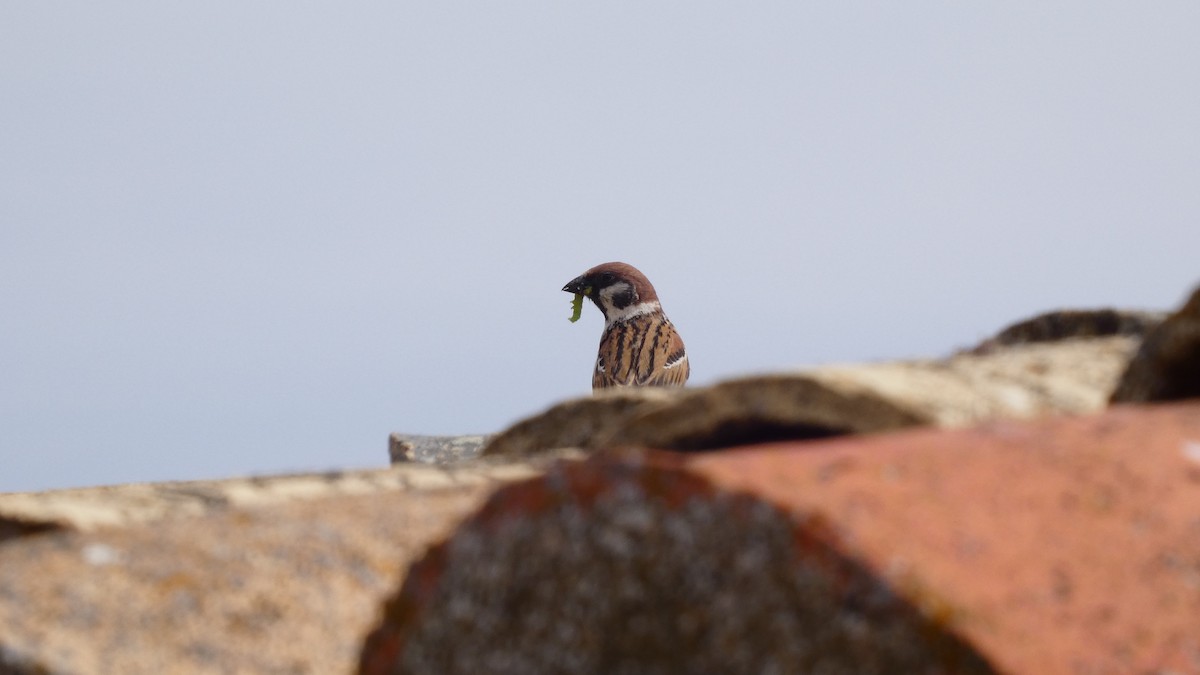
<box><xmin>640</xmin><ymin>327</ymin><xmax>689</xmax><ymax>387</ymax></box>
<box><xmin>592</xmin><ymin>352</ymin><xmax>618</xmax><ymax>389</ymax></box>
<box><xmin>593</xmin><ymin>329</ymin><xmax>638</xmax><ymax>389</ymax></box>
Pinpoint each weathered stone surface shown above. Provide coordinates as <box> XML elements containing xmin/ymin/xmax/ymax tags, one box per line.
<box><xmin>388</xmin><ymin>434</ymin><xmax>491</xmax><ymax>464</ymax></box>
<box><xmin>481</xmin><ymin>336</ymin><xmax>1138</xmax><ymax>458</ymax></box>
<box><xmin>0</xmin><ymin>460</ymin><xmax>572</xmax><ymax>539</ymax></box>
<box><xmin>603</xmin><ymin>374</ymin><xmax>929</xmax><ymax>451</ymax></box>
<box><xmin>1111</xmin><ymin>285</ymin><xmax>1200</xmax><ymax>403</ymax></box>
<box><xmin>480</xmin><ymin>388</ymin><xmax>681</xmax><ymax>457</ymax></box>
<box><xmin>0</xmin><ymin>485</ymin><xmax>491</xmax><ymax>675</ymax></box>
<box><xmin>969</xmin><ymin>308</ymin><xmax>1165</xmax><ymax>353</ymax></box>
<box><xmin>360</xmin><ymin>455</ymin><xmax>994</xmax><ymax>675</ymax></box>
<box><xmin>0</xmin><ymin>516</ymin><xmax>58</xmax><ymax>544</ymax></box>
<box><xmin>364</xmin><ymin>402</ymin><xmax>1200</xmax><ymax>675</ymax></box>
<box><xmin>0</xmin><ymin>455</ymin><xmax>590</xmax><ymax>673</ymax></box>
<box><xmin>810</xmin><ymin>335</ymin><xmax>1136</xmax><ymax>428</ymax></box>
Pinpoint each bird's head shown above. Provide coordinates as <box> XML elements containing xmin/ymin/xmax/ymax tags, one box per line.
<box><xmin>562</xmin><ymin>262</ymin><xmax>661</xmax><ymax>322</ymax></box>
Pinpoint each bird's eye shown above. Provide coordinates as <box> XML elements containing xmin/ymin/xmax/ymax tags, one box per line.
<box><xmin>600</xmin><ymin>272</ymin><xmax>615</xmax><ymax>283</ymax></box>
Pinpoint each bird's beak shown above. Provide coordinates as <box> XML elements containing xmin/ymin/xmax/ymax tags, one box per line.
<box><xmin>562</xmin><ymin>275</ymin><xmax>590</xmax><ymax>295</ymax></box>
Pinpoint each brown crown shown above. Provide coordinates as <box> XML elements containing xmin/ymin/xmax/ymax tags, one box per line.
<box><xmin>583</xmin><ymin>262</ymin><xmax>660</xmax><ymax>303</ymax></box>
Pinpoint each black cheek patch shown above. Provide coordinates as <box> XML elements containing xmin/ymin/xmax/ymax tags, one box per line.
<box><xmin>610</xmin><ymin>286</ymin><xmax>637</xmax><ymax>309</ymax></box>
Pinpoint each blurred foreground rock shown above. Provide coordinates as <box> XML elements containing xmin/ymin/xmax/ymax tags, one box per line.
<box><xmin>482</xmin><ymin>333</ymin><xmax>1139</xmax><ymax>458</ymax></box>
<box><xmin>968</xmin><ymin>307</ymin><xmax>1164</xmax><ymax>352</ymax></box>
<box><xmin>362</xmin><ymin>402</ymin><xmax>1200</xmax><ymax>675</ymax></box>
<box><xmin>1111</xmin><ymin>285</ymin><xmax>1200</xmax><ymax>403</ymax></box>
<box><xmin>0</xmin><ymin>460</ymin><xmax>567</xmax><ymax>538</ymax></box>
<box><xmin>0</xmin><ymin>459</ymin><xmax>575</xmax><ymax>674</ymax></box>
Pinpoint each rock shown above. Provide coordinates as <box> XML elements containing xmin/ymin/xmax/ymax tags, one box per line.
<box><xmin>0</xmin><ymin>516</ymin><xmax>60</xmax><ymax>545</ymax></box>
<box><xmin>1110</xmin><ymin>285</ymin><xmax>1200</xmax><ymax>403</ymax></box>
<box><xmin>479</xmin><ymin>388</ymin><xmax>682</xmax><ymax>457</ymax></box>
<box><xmin>968</xmin><ymin>308</ymin><xmax>1164</xmax><ymax>354</ymax></box>
<box><xmin>481</xmin><ymin>336</ymin><xmax>1138</xmax><ymax>458</ymax></box>
<box><xmin>0</xmin><ymin>461</ymin><xmax>574</xmax><ymax>537</ymax></box>
<box><xmin>388</xmin><ymin>434</ymin><xmax>491</xmax><ymax>464</ymax></box>
<box><xmin>0</xmin><ymin>485</ymin><xmax>491</xmax><ymax>675</ymax></box>
<box><xmin>811</xmin><ymin>335</ymin><xmax>1136</xmax><ymax>428</ymax></box>
<box><xmin>601</xmin><ymin>373</ymin><xmax>929</xmax><ymax>451</ymax></box>
<box><xmin>0</xmin><ymin>456</ymin><xmax>589</xmax><ymax>673</ymax></box>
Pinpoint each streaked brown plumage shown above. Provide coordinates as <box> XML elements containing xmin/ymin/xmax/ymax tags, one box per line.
<box><xmin>562</xmin><ymin>262</ymin><xmax>689</xmax><ymax>391</ymax></box>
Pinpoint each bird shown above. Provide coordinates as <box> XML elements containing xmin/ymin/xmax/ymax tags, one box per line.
<box><xmin>561</xmin><ymin>262</ymin><xmax>689</xmax><ymax>391</ymax></box>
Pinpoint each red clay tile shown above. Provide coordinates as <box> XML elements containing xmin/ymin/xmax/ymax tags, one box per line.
<box><xmin>361</xmin><ymin>453</ymin><xmax>994</xmax><ymax>674</ymax></box>
<box><xmin>690</xmin><ymin>401</ymin><xmax>1200</xmax><ymax>674</ymax></box>
<box><xmin>363</xmin><ymin>402</ymin><xmax>1200</xmax><ymax>674</ymax></box>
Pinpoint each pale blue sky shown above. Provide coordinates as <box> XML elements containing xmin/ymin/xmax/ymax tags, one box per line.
<box><xmin>3</xmin><ymin>3</ymin><xmax>1198</xmax><ymax>492</ymax></box>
